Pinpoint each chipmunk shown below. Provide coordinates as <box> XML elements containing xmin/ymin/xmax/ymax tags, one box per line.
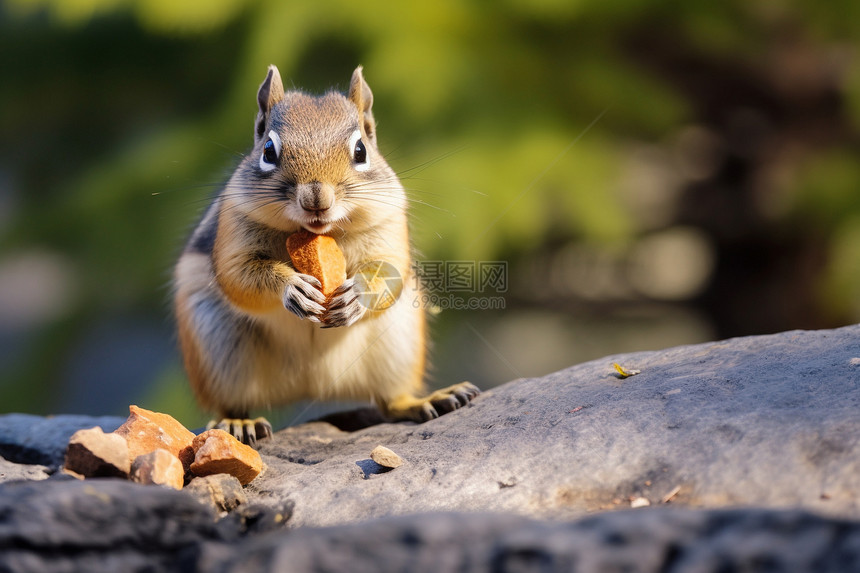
<box><xmin>173</xmin><ymin>65</ymin><xmax>479</xmax><ymax>445</ymax></box>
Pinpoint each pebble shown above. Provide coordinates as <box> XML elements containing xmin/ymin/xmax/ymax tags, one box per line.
<box><xmin>130</xmin><ymin>448</ymin><xmax>185</xmax><ymax>490</ymax></box>
<box><xmin>370</xmin><ymin>445</ymin><xmax>403</xmax><ymax>469</ymax></box>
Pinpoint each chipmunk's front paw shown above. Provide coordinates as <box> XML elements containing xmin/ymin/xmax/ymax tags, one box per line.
<box><xmin>206</xmin><ymin>416</ymin><xmax>273</xmax><ymax>448</ymax></box>
<box><xmin>321</xmin><ymin>278</ymin><xmax>366</xmax><ymax>328</ymax></box>
<box><xmin>283</xmin><ymin>273</ymin><xmax>326</xmax><ymax>322</ymax></box>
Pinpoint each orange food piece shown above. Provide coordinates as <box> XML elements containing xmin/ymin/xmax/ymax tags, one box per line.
<box><xmin>286</xmin><ymin>229</ymin><xmax>346</xmax><ymax>297</ymax></box>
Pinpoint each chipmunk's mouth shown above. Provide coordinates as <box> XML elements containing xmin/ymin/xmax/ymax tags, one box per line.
<box><xmin>304</xmin><ymin>219</ymin><xmax>332</xmax><ymax>234</ymax></box>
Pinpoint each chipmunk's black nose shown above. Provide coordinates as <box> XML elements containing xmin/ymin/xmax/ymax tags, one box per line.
<box><xmin>298</xmin><ymin>181</ymin><xmax>335</xmax><ymax>214</ymax></box>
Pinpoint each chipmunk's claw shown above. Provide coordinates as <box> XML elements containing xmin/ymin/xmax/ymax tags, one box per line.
<box><xmin>322</xmin><ymin>278</ymin><xmax>366</xmax><ymax>328</ymax></box>
<box><xmin>428</xmin><ymin>382</ymin><xmax>481</xmax><ymax>416</ymax></box>
<box><xmin>283</xmin><ymin>274</ymin><xmax>326</xmax><ymax>322</ymax></box>
<box><xmin>207</xmin><ymin>416</ymin><xmax>273</xmax><ymax>448</ymax></box>
<box><xmin>383</xmin><ymin>382</ymin><xmax>481</xmax><ymax>423</ymax></box>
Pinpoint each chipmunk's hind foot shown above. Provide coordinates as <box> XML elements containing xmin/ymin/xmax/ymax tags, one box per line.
<box><xmin>384</xmin><ymin>382</ymin><xmax>480</xmax><ymax>423</ymax></box>
<box><xmin>426</xmin><ymin>382</ymin><xmax>481</xmax><ymax>418</ymax></box>
<box><xmin>207</xmin><ymin>416</ymin><xmax>273</xmax><ymax>448</ymax></box>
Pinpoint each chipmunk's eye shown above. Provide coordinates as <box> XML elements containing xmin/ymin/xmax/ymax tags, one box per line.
<box><xmin>348</xmin><ymin>129</ymin><xmax>369</xmax><ymax>172</ymax></box>
<box><xmin>353</xmin><ymin>139</ymin><xmax>367</xmax><ymax>164</ymax></box>
<box><xmin>259</xmin><ymin>130</ymin><xmax>281</xmax><ymax>173</ymax></box>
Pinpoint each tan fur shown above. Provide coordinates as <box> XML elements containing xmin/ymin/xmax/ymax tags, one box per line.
<box><xmin>173</xmin><ymin>66</ymin><xmax>477</xmax><ymax>439</ymax></box>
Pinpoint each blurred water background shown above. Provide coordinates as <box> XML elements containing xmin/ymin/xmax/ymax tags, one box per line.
<box><xmin>1</xmin><ymin>0</ymin><xmax>858</xmax><ymax>429</ymax></box>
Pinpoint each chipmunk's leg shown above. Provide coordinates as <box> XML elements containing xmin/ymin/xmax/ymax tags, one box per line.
<box><xmin>207</xmin><ymin>412</ymin><xmax>273</xmax><ymax>448</ymax></box>
<box><xmin>381</xmin><ymin>382</ymin><xmax>481</xmax><ymax>422</ymax></box>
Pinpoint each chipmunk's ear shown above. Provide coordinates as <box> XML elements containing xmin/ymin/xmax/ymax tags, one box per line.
<box><xmin>348</xmin><ymin>66</ymin><xmax>376</xmax><ymax>143</ymax></box>
<box><xmin>255</xmin><ymin>65</ymin><xmax>285</xmax><ymax>141</ymax></box>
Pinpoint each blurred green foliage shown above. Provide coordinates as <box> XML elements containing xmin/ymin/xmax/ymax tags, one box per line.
<box><xmin>1</xmin><ymin>0</ymin><xmax>858</xmax><ymax>426</ymax></box>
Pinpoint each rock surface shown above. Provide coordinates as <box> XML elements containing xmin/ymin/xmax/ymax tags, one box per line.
<box><xmin>0</xmin><ymin>478</ymin><xmax>858</xmax><ymax>572</ymax></box>
<box><xmin>0</xmin><ymin>456</ymin><xmax>49</xmax><ymax>483</ymax></box>
<box><xmin>197</xmin><ymin>508</ymin><xmax>860</xmax><ymax>573</ymax></box>
<box><xmin>0</xmin><ymin>325</ymin><xmax>859</xmax><ymax>571</ymax></box>
<box><xmin>0</xmin><ymin>414</ymin><xmax>124</xmax><ymax>468</ymax></box>
<box><xmin>0</xmin><ymin>477</ymin><xmax>234</xmax><ymax>572</ymax></box>
<box><xmin>249</xmin><ymin>325</ymin><xmax>860</xmax><ymax>526</ymax></box>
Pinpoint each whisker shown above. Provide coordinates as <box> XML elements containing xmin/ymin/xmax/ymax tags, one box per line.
<box><xmin>394</xmin><ymin>144</ymin><xmax>468</xmax><ymax>178</ymax></box>
<box><xmin>348</xmin><ymin>181</ymin><xmax>450</xmax><ymax>200</ymax></box>
<box><xmin>345</xmin><ymin>188</ymin><xmax>449</xmax><ymax>211</ymax></box>
<box><xmin>195</xmin><ymin>136</ymin><xmax>247</xmax><ymax>159</ymax></box>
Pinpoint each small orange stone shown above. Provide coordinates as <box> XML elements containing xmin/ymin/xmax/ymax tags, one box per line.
<box><xmin>131</xmin><ymin>449</ymin><xmax>185</xmax><ymax>490</ymax></box>
<box><xmin>113</xmin><ymin>405</ymin><xmax>195</xmax><ymax>470</ymax></box>
<box><xmin>287</xmin><ymin>230</ymin><xmax>347</xmax><ymax>297</ymax></box>
<box><xmin>190</xmin><ymin>429</ymin><xmax>263</xmax><ymax>486</ymax></box>
<box><xmin>64</xmin><ymin>426</ymin><xmax>130</xmax><ymax>478</ymax></box>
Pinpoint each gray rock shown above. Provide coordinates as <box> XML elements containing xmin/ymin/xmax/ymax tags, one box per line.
<box><xmin>250</xmin><ymin>325</ymin><xmax>860</xmax><ymax>526</ymax></box>
<box><xmin>186</xmin><ymin>474</ymin><xmax>249</xmax><ymax>515</ymax></box>
<box><xmin>0</xmin><ymin>413</ymin><xmax>125</xmax><ymax>468</ymax></box>
<box><xmin>3</xmin><ymin>477</ymin><xmax>858</xmax><ymax>572</ymax></box>
<box><xmin>197</xmin><ymin>507</ymin><xmax>860</xmax><ymax>573</ymax></box>
<box><xmin>1</xmin><ymin>326</ymin><xmax>860</xmax><ymax>572</ymax></box>
<box><xmin>0</xmin><ymin>477</ymin><xmax>233</xmax><ymax>573</ymax></box>
<box><xmin>0</xmin><ymin>455</ymin><xmax>49</xmax><ymax>483</ymax></box>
